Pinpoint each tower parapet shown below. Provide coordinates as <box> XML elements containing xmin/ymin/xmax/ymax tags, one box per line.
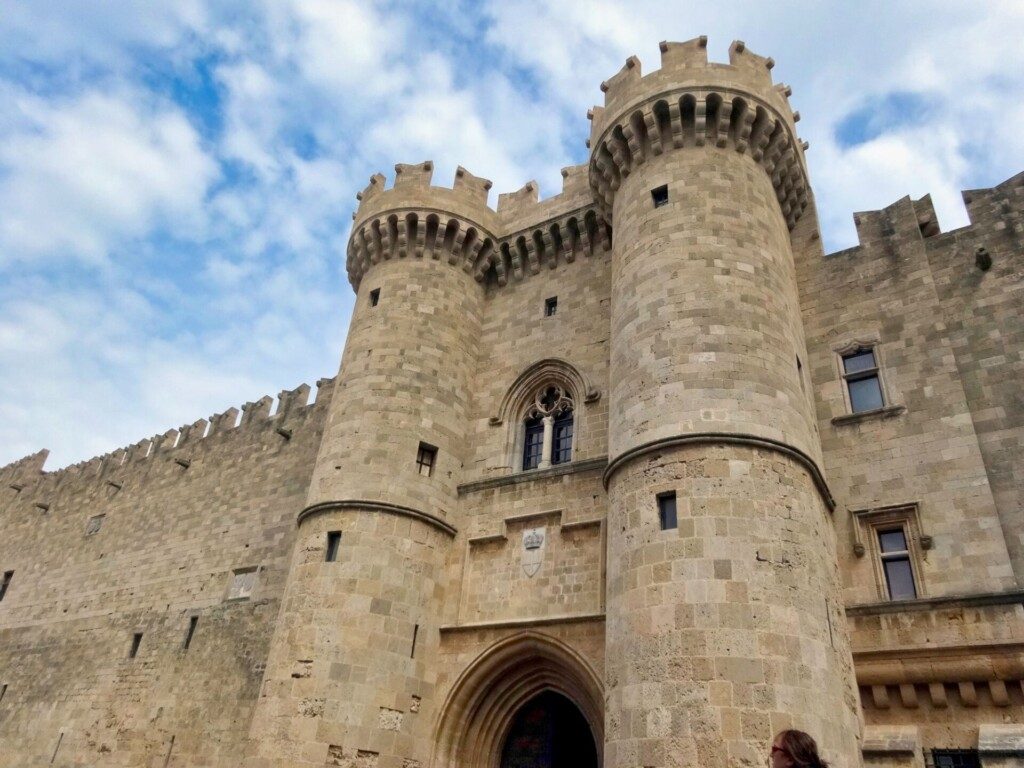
<box><xmin>588</xmin><ymin>37</ymin><xmax>809</xmax><ymax>229</ymax></box>
<box><xmin>346</xmin><ymin>161</ymin><xmax>499</xmax><ymax>289</ymax></box>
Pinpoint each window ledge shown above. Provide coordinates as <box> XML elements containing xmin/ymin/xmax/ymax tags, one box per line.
<box><xmin>457</xmin><ymin>457</ymin><xmax>607</xmax><ymax>495</ymax></box>
<box><xmin>831</xmin><ymin>404</ymin><xmax>906</xmax><ymax>427</ymax></box>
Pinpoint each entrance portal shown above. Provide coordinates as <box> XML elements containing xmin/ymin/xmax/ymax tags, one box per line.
<box><xmin>499</xmin><ymin>691</ymin><xmax>598</xmax><ymax>768</ymax></box>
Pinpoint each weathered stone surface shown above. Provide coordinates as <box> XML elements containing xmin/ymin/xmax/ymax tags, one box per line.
<box><xmin>2</xmin><ymin>36</ymin><xmax>1023</xmax><ymax>768</ymax></box>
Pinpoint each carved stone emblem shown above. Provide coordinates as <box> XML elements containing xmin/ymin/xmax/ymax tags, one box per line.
<box><xmin>522</xmin><ymin>527</ymin><xmax>546</xmax><ymax>577</ymax></box>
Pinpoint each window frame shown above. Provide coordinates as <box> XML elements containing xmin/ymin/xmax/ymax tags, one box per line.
<box><xmin>840</xmin><ymin>346</ymin><xmax>886</xmax><ymax>414</ymax></box>
<box><xmin>416</xmin><ymin>442</ymin><xmax>437</xmax><ymax>477</ymax></box>
<box><xmin>544</xmin><ymin>296</ymin><xmax>557</xmax><ymax>317</ymax></box>
<box><xmin>551</xmin><ymin>410</ymin><xmax>573</xmax><ymax>466</ymax></box>
<box><xmin>851</xmin><ymin>504</ymin><xmax>928</xmax><ymax>602</ymax></box>
<box><xmin>521</xmin><ymin>417</ymin><xmax>544</xmax><ymax>471</ymax></box>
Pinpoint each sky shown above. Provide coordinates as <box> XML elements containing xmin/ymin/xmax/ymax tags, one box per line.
<box><xmin>1</xmin><ymin>1</ymin><xmax>1023</xmax><ymax>469</ymax></box>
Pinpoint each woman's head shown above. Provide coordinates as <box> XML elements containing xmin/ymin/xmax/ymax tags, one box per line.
<box><xmin>771</xmin><ymin>730</ymin><xmax>828</xmax><ymax>768</ymax></box>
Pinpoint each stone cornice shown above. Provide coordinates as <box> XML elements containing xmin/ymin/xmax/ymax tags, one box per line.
<box><xmin>602</xmin><ymin>433</ymin><xmax>834</xmax><ymax>510</ymax></box>
<box><xmin>297</xmin><ymin>499</ymin><xmax>457</xmax><ymax>537</ymax></box>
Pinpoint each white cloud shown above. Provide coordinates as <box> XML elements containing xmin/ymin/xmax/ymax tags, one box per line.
<box><xmin>0</xmin><ymin>90</ymin><xmax>217</xmax><ymax>264</ymax></box>
<box><xmin>2</xmin><ymin>0</ymin><xmax>1023</xmax><ymax>469</ymax></box>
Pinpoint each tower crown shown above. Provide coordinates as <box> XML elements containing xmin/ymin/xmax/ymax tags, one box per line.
<box><xmin>347</xmin><ymin>161</ymin><xmax>499</xmax><ymax>290</ymax></box>
<box><xmin>587</xmin><ymin>37</ymin><xmax>810</xmax><ymax>228</ymax></box>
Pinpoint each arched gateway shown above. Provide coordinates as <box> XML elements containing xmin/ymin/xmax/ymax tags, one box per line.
<box><xmin>432</xmin><ymin>632</ymin><xmax>603</xmax><ymax>768</ymax></box>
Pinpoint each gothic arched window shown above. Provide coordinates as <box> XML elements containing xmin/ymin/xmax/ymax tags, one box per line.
<box><xmin>522</xmin><ymin>386</ymin><xmax>574</xmax><ymax>471</ymax></box>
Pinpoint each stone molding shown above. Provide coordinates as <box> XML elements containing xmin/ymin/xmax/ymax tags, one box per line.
<box><xmin>602</xmin><ymin>432</ymin><xmax>835</xmax><ymax>510</ymax></box>
<box><xmin>457</xmin><ymin>456</ymin><xmax>607</xmax><ymax>495</ymax></box>
<box><xmin>296</xmin><ymin>499</ymin><xmax>457</xmax><ymax>537</ymax></box>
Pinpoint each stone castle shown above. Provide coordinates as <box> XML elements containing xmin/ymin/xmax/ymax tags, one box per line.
<box><xmin>1</xmin><ymin>37</ymin><xmax>1022</xmax><ymax>768</ymax></box>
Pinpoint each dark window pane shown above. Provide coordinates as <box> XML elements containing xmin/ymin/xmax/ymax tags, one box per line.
<box><xmin>842</xmin><ymin>350</ymin><xmax>876</xmax><ymax>374</ymax></box>
<box><xmin>933</xmin><ymin>750</ymin><xmax>981</xmax><ymax>768</ymax></box>
<box><xmin>523</xmin><ymin>419</ymin><xmax>544</xmax><ymax>470</ymax></box>
<box><xmin>878</xmin><ymin>529</ymin><xmax>908</xmax><ymax>553</ymax></box>
<box><xmin>552</xmin><ymin>412</ymin><xmax>573</xmax><ymax>465</ymax></box>
<box><xmin>883</xmin><ymin>557</ymin><xmax>917</xmax><ymax>600</ymax></box>
<box><xmin>326</xmin><ymin>531</ymin><xmax>342</xmax><ymax>562</ymax></box>
<box><xmin>848</xmin><ymin>375</ymin><xmax>884</xmax><ymax>412</ymax></box>
<box><xmin>658</xmin><ymin>494</ymin><xmax>677</xmax><ymax>530</ymax></box>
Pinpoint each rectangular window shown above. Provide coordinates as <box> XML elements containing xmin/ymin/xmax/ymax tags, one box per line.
<box><xmin>651</xmin><ymin>184</ymin><xmax>669</xmax><ymax>208</ymax></box>
<box><xmin>0</xmin><ymin>571</ymin><xmax>12</xmax><ymax>601</ymax></box>
<box><xmin>658</xmin><ymin>492</ymin><xmax>678</xmax><ymax>530</ymax></box>
<box><xmin>183</xmin><ymin>616</ymin><xmax>199</xmax><ymax>650</ymax></box>
<box><xmin>931</xmin><ymin>750</ymin><xmax>981</xmax><ymax>768</ymax></box>
<box><xmin>522</xmin><ymin>418</ymin><xmax>544</xmax><ymax>470</ymax></box>
<box><xmin>544</xmin><ymin>297</ymin><xmax>557</xmax><ymax>316</ymax></box>
<box><xmin>129</xmin><ymin>632</ymin><xmax>143</xmax><ymax>659</ymax></box>
<box><xmin>878</xmin><ymin>527</ymin><xmax>917</xmax><ymax>600</ymax></box>
<box><xmin>552</xmin><ymin>412</ymin><xmax>573</xmax><ymax>465</ymax></box>
<box><xmin>842</xmin><ymin>348</ymin><xmax>884</xmax><ymax>413</ymax></box>
<box><xmin>369</xmin><ymin>288</ymin><xmax>380</xmax><ymax>307</ymax></box>
<box><xmin>416</xmin><ymin>443</ymin><xmax>437</xmax><ymax>477</ymax></box>
<box><xmin>326</xmin><ymin>531</ymin><xmax>342</xmax><ymax>562</ymax></box>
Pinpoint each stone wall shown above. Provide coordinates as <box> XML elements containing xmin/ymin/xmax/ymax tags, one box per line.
<box><xmin>0</xmin><ymin>382</ymin><xmax>332</xmax><ymax>767</ymax></box>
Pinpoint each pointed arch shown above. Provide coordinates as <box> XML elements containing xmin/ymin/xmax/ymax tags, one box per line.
<box><xmin>431</xmin><ymin>631</ymin><xmax>604</xmax><ymax>768</ymax></box>
<box><xmin>491</xmin><ymin>358</ymin><xmax>598</xmax><ymax>428</ymax></box>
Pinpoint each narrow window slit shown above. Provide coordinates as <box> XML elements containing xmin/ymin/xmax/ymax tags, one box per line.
<box><xmin>410</xmin><ymin>623</ymin><xmax>419</xmax><ymax>658</ymax></box>
<box><xmin>369</xmin><ymin>288</ymin><xmax>380</xmax><ymax>307</ymax></box>
<box><xmin>129</xmin><ymin>632</ymin><xmax>143</xmax><ymax>659</ymax></box>
<box><xmin>657</xmin><ymin>492</ymin><xmax>678</xmax><ymax>530</ymax></box>
<box><xmin>326</xmin><ymin>531</ymin><xmax>342</xmax><ymax>562</ymax></box>
<box><xmin>183</xmin><ymin>617</ymin><xmax>199</xmax><ymax>650</ymax></box>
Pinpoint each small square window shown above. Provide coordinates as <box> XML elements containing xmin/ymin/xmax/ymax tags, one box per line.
<box><xmin>544</xmin><ymin>297</ymin><xmax>557</xmax><ymax>316</ymax></box>
<box><xmin>651</xmin><ymin>184</ymin><xmax>669</xmax><ymax>207</ymax></box>
<box><xmin>369</xmin><ymin>288</ymin><xmax>380</xmax><ymax>307</ymax></box>
<box><xmin>657</xmin><ymin>492</ymin><xmax>678</xmax><ymax>530</ymax></box>
<box><xmin>128</xmin><ymin>632</ymin><xmax>143</xmax><ymax>659</ymax></box>
<box><xmin>326</xmin><ymin>531</ymin><xmax>342</xmax><ymax>562</ymax></box>
<box><xmin>416</xmin><ymin>443</ymin><xmax>437</xmax><ymax>477</ymax></box>
<box><xmin>841</xmin><ymin>347</ymin><xmax>885</xmax><ymax>413</ymax></box>
<box><xmin>85</xmin><ymin>514</ymin><xmax>105</xmax><ymax>536</ymax></box>
<box><xmin>0</xmin><ymin>571</ymin><xmax>12</xmax><ymax>602</ymax></box>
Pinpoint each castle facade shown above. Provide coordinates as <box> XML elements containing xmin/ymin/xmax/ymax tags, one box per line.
<box><xmin>1</xmin><ymin>37</ymin><xmax>1022</xmax><ymax>768</ymax></box>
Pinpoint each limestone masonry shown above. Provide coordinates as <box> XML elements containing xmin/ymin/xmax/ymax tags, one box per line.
<box><xmin>1</xmin><ymin>37</ymin><xmax>1022</xmax><ymax>768</ymax></box>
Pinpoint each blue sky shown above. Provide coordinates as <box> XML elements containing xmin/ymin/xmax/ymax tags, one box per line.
<box><xmin>2</xmin><ymin>1</ymin><xmax>1023</xmax><ymax>468</ymax></box>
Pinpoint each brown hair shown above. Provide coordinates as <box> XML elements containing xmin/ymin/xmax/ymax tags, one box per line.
<box><xmin>775</xmin><ymin>730</ymin><xmax>830</xmax><ymax>768</ymax></box>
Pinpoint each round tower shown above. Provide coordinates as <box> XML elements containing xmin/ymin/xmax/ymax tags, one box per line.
<box><xmin>591</xmin><ymin>39</ymin><xmax>862</xmax><ymax>767</ymax></box>
<box><xmin>247</xmin><ymin>161</ymin><xmax>497</xmax><ymax>767</ymax></box>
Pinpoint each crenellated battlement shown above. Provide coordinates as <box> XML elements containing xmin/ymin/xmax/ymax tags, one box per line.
<box><xmin>0</xmin><ymin>378</ymin><xmax>335</xmax><ymax>494</ymax></box>
<box><xmin>587</xmin><ymin>37</ymin><xmax>809</xmax><ymax>228</ymax></box>
<box><xmin>346</xmin><ymin>160</ymin><xmax>606</xmax><ymax>290</ymax></box>
<box><xmin>824</xmin><ymin>171</ymin><xmax>1024</xmax><ymax>260</ymax></box>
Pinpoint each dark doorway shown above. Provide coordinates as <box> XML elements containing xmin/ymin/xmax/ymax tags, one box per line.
<box><xmin>499</xmin><ymin>690</ymin><xmax>598</xmax><ymax>768</ymax></box>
